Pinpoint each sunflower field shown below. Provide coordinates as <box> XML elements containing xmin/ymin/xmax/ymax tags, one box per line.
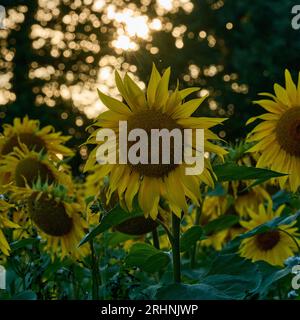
<box><xmin>1</xmin><ymin>0</ymin><xmax>300</xmax><ymax>303</ymax></box>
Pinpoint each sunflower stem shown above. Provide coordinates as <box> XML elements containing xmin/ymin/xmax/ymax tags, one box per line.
<box><xmin>190</xmin><ymin>203</ymin><xmax>203</xmax><ymax>268</ymax></box>
<box><xmin>171</xmin><ymin>213</ymin><xmax>181</xmax><ymax>283</ymax></box>
<box><xmin>90</xmin><ymin>239</ymin><xmax>100</xmax><ymax>300</ymax></box>
<box><xmin>152</xmin><ymin>228</ymin><xmax>160</xmax><ymax>250</ymax></box>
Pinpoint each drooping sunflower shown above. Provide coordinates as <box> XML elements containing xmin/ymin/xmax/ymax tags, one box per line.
<box><xmin>0</xmin><ymin>145</ymin><xmax>73</xmax><ymax>192</ymax></box>
<box><xmin>87</xmin><ymin>176</ymin><xmax>163</xmax><ymax>236</ymax></box>
<box><xmin>0</xmin><ymin>116</ymin><xmax>73</xmax><ymax>159</ymax></box>
<box><xmin>246</xmin><ymin>70</ymin><xmax>300</xmax><ymax>191</ymax></box>
<box><xmin>0</xmin><ymin>200</ymin><xmax>20</xmax><ymax>256</ymax></box>
<box><xmin>85</xmin><ymin>64</ymin><xmax>227</xmax><ymax>219</ymax></box>
<box><xmin>14</xmin><ymin>185</ymin><xmax>89</xmax><ymax>259</ymax></box>
<box><xmin>239</xmin><ymin>202</ymin><xmax>299</xmax><ymax>266</ymax></box>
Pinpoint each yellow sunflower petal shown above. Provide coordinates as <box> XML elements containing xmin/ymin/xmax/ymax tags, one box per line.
<box><xmin>97</xmin><ymin>91</ymin><xmax>132</xmax><ymax>116</ymax></box>
<box><xmin>172</xmin><ymin>95</ymin><xmax>208</xmax><ymax>119</ymax></box>
<box><xmin>285</xmin><ymin>69</ymin><xmax>297</xmax><ymax>105</ymax></box>
<box><xmin>274</xmin><ymin>83</ymin><xmax>291</xmax><ymax>107</ymax></box>
<box><xmin>147</xmin><ymin>63</ymin><xmax>161</xmax><ymax>107</ymax></box>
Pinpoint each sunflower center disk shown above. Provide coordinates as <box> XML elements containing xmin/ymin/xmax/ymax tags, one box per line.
<box><xmin>255</xmin><ymin>230</ymin><xmax>280</xmax><ymax>251</ymax></box>
<box><xmin>2</xmin><ymin>133</ymin><xmax>46</xmax><ymax>155</ymax></box>
<box><xmin>15</xmin><ymin>157</ymin><xmax>55</xmax><ymax>187</ymax></box>
<box><xmin>28</xmin><ymin>194</ymin><xmax>73</xmax><ymax>236</ymax></box>
<box><xmin>276</xmin><ymin>107</ymin><xmax>300</xmax><ymax>156</ymax></box>
<box><xmin>126</xmin><ymin>110</ymin><xmax>183</xmax><ymax>177</ymax></box>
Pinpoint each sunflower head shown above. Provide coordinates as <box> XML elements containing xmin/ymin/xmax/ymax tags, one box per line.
<box><xmin>85</xmin><ymin>64</ymin><xmax>227</xmax><ymax>219</ymax></box>
<box><xmin>239</xmin><ymin>201</ymin><xmax>299</xmax><ymax>266</ymax></box>
<box><xmin>28</xmin><ymin>193</ymin><xmax>73</xmax><ymax>237</ymax></box>
<box><xmin>246</xmin><ymin>70</ymin><xmax>300</xmax><ymax>191</ymax></box>
<box><xmin>25</xmin><ymin>186</ymin><xmax>89</xmax><ymax>259</ymax></box>
<box><xmin>0</xmin><ymin>145</ymin><xmax>73</xmax><ymax>193</ymax></box>
<box><xmin>232</xmin><ymin>184</ymin><xmax>271</xmax><ymax>218</ymax></box>
<box><xmin>0</xmin><ymin>116</ymin><xmax>74</xmax><ymax>159</ymax></box>
<box><xmin>1</xmin><ymin>132</ymin><xmax>46</xmax><ymax>155</ymax></box>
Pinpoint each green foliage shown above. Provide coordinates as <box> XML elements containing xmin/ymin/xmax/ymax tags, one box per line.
<box><xmin>180</xmin><ymin>226</ymin><xmax>204</xmax><ymax>252</ymax></box>
<box><xmin>1</xmin><ymin>0</ymin><xmax>300</xmax><ymax>301</ymax></box>
<box><xmin>213</xmin><ymin>163</ymin><xmax>287</xmax><ymax>184</ymax></box>
<box><xmin>203</xmin><ymin>215</ymin><xmax>239</xmax><ymax>235</ymax></box>
<box><xmin>156</xmin><ymin>283</ymin><xmax>232</xmax><ymax>300</ymax></box>
<box><xmin>80</xmin><ymin>205</ymin><xmax>143</xmax><ymax>246</ymax></box>
<box><xmin>125</xmin><ymin>243</ymin><xmax>170</xmax><ymax>274</ymax></box>
<box><xmin>237</xmin><ymin>211</ymin><xmax>300</xmax><ymax>240</ymax></box>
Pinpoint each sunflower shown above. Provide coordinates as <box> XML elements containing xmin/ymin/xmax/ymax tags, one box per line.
<box><xmin>86</xmin><ymin>176</ymin><xmax>161</xmax><ymax>235</ymax></box>
<box><xmin>239</xmin><ymin>202</ymin><xmax>299</xmax><ymax>266</ymax></box>
<box><xmin>0</xmin><ymin>144</ymin><xmax>73</xmax><ymax>192</ymax></box>
<box><xmin>229</xmin><ymin>182</ymin><xmax>271</xmax><ymax>218</ymax></box>
<box><xmin>85</xmin><ymin>64</ymin><xmax>227</xmax><ymax>219</ymax></box>
<box><xmin>202</xmin><ymin>194</ymin><xmax>228</xmax><ymax>219</ymax></box>
<box><xmin>0</xmin><ymin>116</ymin><xmax>73</xmax><ymax>160</ymax></box>
<box><xmin>246</xmin><ymin>69</ymin><xmax>300</xmax><ymax>192</ymax></box>
<box><xmin>13</xmin><ymin>185</ymin><xmax>89</xmax><ymax>259</ymax></box>
<box><xmin>0</xmin><ymin>200</ymin><xmax>20</xmax><ymax>256</ymax></box>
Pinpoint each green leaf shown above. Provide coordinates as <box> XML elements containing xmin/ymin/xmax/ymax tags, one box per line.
<box><xmin>180</xmin><ymin>226</ymin><xmax>203</xmax><ymax>252</ymax></box>
<box><xmin>125</xmin><ymin>243</ymin><xmax>170</xmax><ymax>273</ymax></box>
<box><xmin>207</xmin><ymin>253</ymin><xmax>255</xmax><ymax>276</ymax></box>
<box><xmin>201</xmin><ymin>275</ymin><xmax>256</xmax><ymax>299</ymax></box>
<box><xmin>156</xmin><ymin>283</ymin><xmax>231</xmax><ymax>300</ymax></box>
<box><xmin>238</xmin><ymin>211</ymin><xmax>300</xmax><ymax>240</ymax></box>
<box><xmin>224</xmin><ymin>211</ymin><xmax>300</xmax><ymax>252</ymax></box>
<box><xmin>105</xmin><ymin>232</ymin><xmax>137</xmax><ymax>248</ymax></box>
<box><xmin>213</xmin><ymin>163</ymin><xmax>286</xmax><ymax>183</ymax></box>
<box><xmin>79</xmin><ymin>205</ymin><xmax>143</xmax><ymax>246</ymax></box>
<box><xmin>10</xmin><ymin>238</ymin><xmax>39</xmax><ymax>251</ymax></box>
<box><xmin>201</xmin><ymin>254</ymin><xmax>261</xmax><ymax>299</ymax></box>
<box><xmin>203</xmin><ymin>215</ymin><xmax>239</xmax><ymax>235</ymax></box>
<box><xmin>254</xmin><ymin>261</ymin><xmax>292</xmax><ymax>296</ymax></box>
<box><xmin>12</xmin><ymin>291</ymin><xmax>37</xmax><ymax>300</ymax></box>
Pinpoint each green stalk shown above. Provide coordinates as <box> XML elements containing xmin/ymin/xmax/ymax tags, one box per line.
<box><xmin>190</xmin><ymin>203</ymin><xmax>203</xmax><ymax>268</ymax></box>
<box><xmin>90</xmin><ymin>239</ymin><xmax>100</xmax><ymax>300</ymax></box>
<box><xmin>152</xmin><ymin>228</ymin><xmax>160</xmax><ymax>250</ymax></box>
<box><xmin>171</xmin><ymin>213</ymin><xmax>181</xmax><ymax>283</ymax></box>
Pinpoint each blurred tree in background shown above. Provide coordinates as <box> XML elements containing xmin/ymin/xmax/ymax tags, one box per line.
<box><xmin>0</xmin><ymin>0</ymin><xmax>299</xmax><ymax>173</ymax></box>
